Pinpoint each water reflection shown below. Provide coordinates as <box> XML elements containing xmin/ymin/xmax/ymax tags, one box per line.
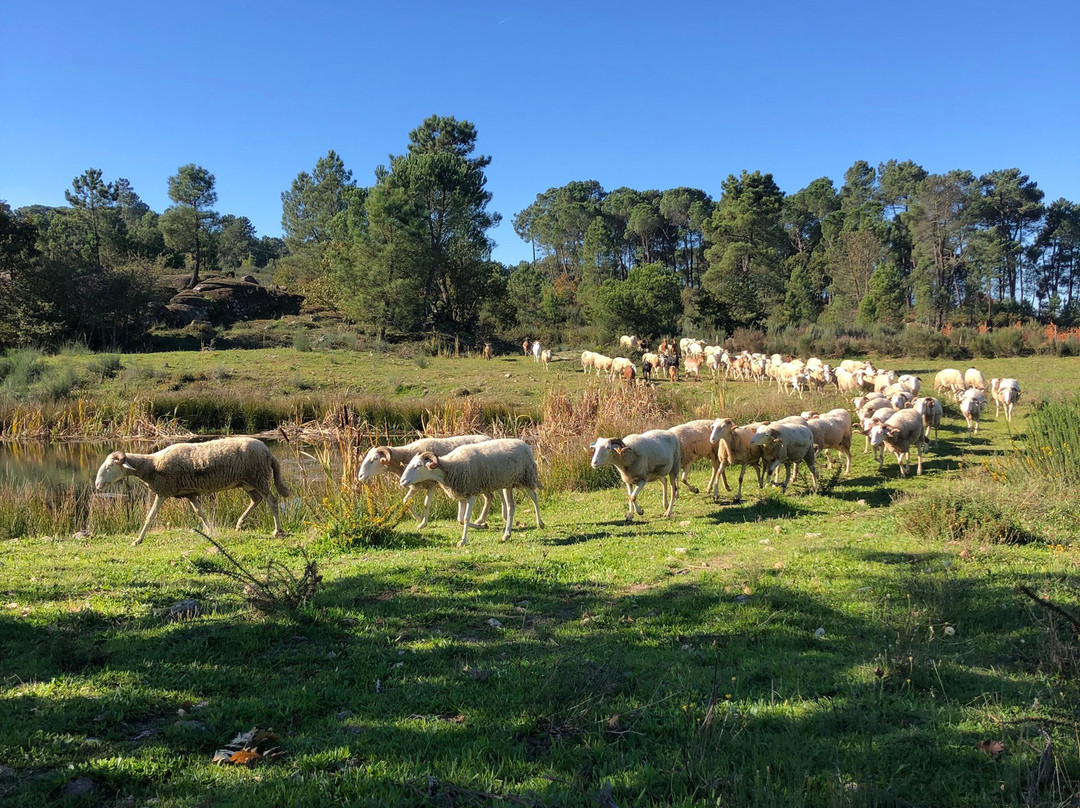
<box><xmin>0</xmin><ymin>439</ymin><xmax>339</xmax><ymax>490</ymax></box>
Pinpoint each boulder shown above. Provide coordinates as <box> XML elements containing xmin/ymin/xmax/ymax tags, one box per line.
<box><xmin>162</xmin><ymin>278</ymin><xmax>302</xmax><ymax>327</ymax></box>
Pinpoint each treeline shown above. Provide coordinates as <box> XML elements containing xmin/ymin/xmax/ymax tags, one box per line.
<box><xmin>1</xmin><ymin>165</ymin><xmax>286</xmax><ymax>349</ymax></box>
<box><xmin>2</xmin><ymin>114</ymin><xmax>1078</xmax><ymax>352</ymax></box>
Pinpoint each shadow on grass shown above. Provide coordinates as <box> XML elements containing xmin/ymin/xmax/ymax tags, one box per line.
<box><xmin>2</xmin><ymin>542</ymin><xmax>1078</xmax><ymax>807</ymax></box>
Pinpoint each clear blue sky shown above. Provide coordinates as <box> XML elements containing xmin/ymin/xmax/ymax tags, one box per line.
<box><xmin>3</xmin><ymin>0</ymin><xmax>1077</xmax><ymax>266</ymax></box>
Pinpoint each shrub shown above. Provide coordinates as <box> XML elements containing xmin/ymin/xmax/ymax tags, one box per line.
<box><xmin>293</xmin><ymin>329</ymin><xmax>312</xmax><ymax>352</ymax></box>
<box><xmin>894</xmin><ymin>483</ymin><xmax>1038</xmax><ymax>545</ymax></box>
<box><xmin>87</xmin><ymin>354</ymin><xmax>123</xmax><ymax>380</ymax></box>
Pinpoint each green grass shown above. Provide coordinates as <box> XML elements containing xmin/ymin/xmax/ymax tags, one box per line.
<box><xmin>1</xmin><ymin>352</ymin><xmax>1080</xmax><ymax>806</ymax></box>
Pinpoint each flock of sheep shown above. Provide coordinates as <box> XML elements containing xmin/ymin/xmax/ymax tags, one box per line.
<box><xmin>92</xmin><ymin>349</ymin><xmax>1023</xmax><ymax>547</ymax></box>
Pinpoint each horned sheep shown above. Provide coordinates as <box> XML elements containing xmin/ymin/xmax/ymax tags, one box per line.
<box><xmin>94</xmin><ymin>437</ymin><xmax>290</xmax><ymax>546</ymax></box>
<box><xmin>869</xmin><ymin>409</ymin><xmax>926</xmax><ymax>477</ymax></box>
<box><xmin>357</xmin><ymin>434</ymin><xmax>494</xmax><ymax>528</ymax></box>
<box><xmin>399</xmin><ymin>439</ymin><xmax>544</xmax><ymax>547</ymax></box>
<box><xmin>590</xmin><ymin>430</ymin><xmax>681</xmax><ymax>522</ymax></box>
<box><xmin>935</xmin><ymin>368</ymin><xmax>966</xmax><ymax>394</ymax></box>
<box><xmin>913</xmin><ymin>396</ymin><xmax>944</xmax><ymax>446</ymax></box>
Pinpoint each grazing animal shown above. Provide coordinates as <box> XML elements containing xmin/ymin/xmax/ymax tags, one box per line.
<box><xmin>532</xmin><ymin>340</ymin><xmax>542</xmax><ymax>362</ymax></box>
<box><xmin>803</xmin><ymin>408</ymin><xmax>853</xmax><ymax>474</ymax></box>
<box><xmin>669</xmin><ymin>419</ymin><xmax>722</xmax><ymax>495</ymax></box>
<box><xmin>522</xmin><ymin>338</ymin><xmax>531</xmax><ymax>356</ymax></box>
<box><xmin>619</xmin><ymin>335</ymin><xmax>638</xmax><ymax>351</ymax></box>
<box><xmin>958</xmin><ymin>387</ymin><xmax>986</xmax><ymax>434</ymax></box>
<box><xmin>482</xmin><ymin>343</ymin><xmax>492</xmax><ymax>361</ymax></box>
<box><xmin>708</xmin><ymin>418</ymin><xmax>765</xmax><ymax>501</ymax></box>
<box><xmin>94</xmin><ymin>437</ymin><xmax>290</xmax><ymax>546</ymax></box>
<box><xmin>964</xmin><ymin>367</ymin><xmax>986</xmax><ymax>390</ymax></box>
<box><xmin>750</xmin><ymin>422</ymin><xmax>818</xmax><ymax>494</ymax></box>
<box><xmin>590</xmin><ymin>430</ymin><xmax>681</xmax><ymax>521</ymax></box>
<box><xmin>869</xmin><ymin>409</ymin><xmax>926</xmax><ymax>477</ymax></box>
<box><xmin>399</xmin><ymin>439</ymin><xmax>543</xmax><ymax>547</ymax></box>
<box><xmin>357</xmin><ymin>435</ymin><xmax>494</xmax><ymax>528</ymax></box>
<box><xmin>990</xmin><ymin>378</ymin><xmax>1021</xmax><ymax>422</ymax></box>
<box><xmin>934</xmin><ymin>368</ymin><xmax>966</xmax><ymax>394</ymax></box>
<box><xmin>912</xmin><ymin>396</ymin><xmax>944</xmax><ymax>447</ymax></box>
<box><xmin>541</xmin><ymin>348</ymin><xmax>552</xmax><ymax>369</ymax></box>
<box><xmin>581</xmin><ymin>350</ymin><xmax>596</xmax><ymax>373</ymax></box>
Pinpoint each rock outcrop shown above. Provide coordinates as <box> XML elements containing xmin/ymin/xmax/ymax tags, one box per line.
<box><xmin>163</xmin><ymin>277</ymin><xmax>302</xmax><ymax>327</ymax></box>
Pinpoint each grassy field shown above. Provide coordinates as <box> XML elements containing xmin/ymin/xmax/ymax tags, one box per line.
<box><xmin>1</xmin><ymin>349</ymin><xmax>1079</xmax><ymax>807</ymax></box>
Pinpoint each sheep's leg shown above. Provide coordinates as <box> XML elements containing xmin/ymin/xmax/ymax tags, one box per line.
<box><xmin>414</xmin><ymin>488</ymin><xmax>435</xmax><ymax>529</ymax></box>
<box><xmin>665</xmin><ymin>472</ymin><xmax>678</xmax><ymax>517</ymax></box>
<box><xmin>458</xmin><ymin>497</ymin><xmax>475</xmax><ymax>547</ymax></box>
<box><xmin>133</xmin><ymin>494</ymin><xmax>164</xmax><ymax>546</ymax></box>
<box><xmin>842</xmin><ymin>447</ymin><xmax>852</xmax><ymax>475</ymax></box>
<box><xmin>914</xmin><ymin>441</ymin><xmax>923</xmax><ymax>476</ymax></box>
<box><xmin>781</xmin><ymin>461</ymin><xmax>795</xmax><ymax>492</ymax></box>
<box><xmin>233</xmin><ymin>492</ymin><xmax>259</xmax><ymax>531</ymax></box>
<box><xmin>472</xmin><ymin>492</ymin><xmax>495</xmax><ymax>529</ymax></box>
<box><xmin>681</xmin><ymin>467</ymin><xmax>700</xmax><ymax>495</ymax></box>
<box><xmin>524</xmin><ymin>487</ymin><xmax>544</xmax><ymax>529</ymax></box>
<box><xmin>626</xmin><ymin>480</ymin><xmax>647</xmax><ymax>520</ymax></box>
<box><xmin>265</xmin><ymin>492</ymin><xmax>285</xmax><ymax>537</ymax></box>
<box><xmin>805</xmin><ymin>456</ymin><xmax>819</xmax><ymax>494</ymax></box>
<box><xmin>500</xmin><ymin>489</ymin><xmax>516</xmax><ymax>541</ymax></box>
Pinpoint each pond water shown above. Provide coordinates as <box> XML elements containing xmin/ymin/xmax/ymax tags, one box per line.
<box><xmin>0</xmin><ymin>439</ymin><xmax>340</xmax><ymax>491</ymax></box>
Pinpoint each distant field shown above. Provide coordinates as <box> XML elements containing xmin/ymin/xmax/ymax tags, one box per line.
<box><xmin>1</xmin><ymin>349</ymin><xmax>1078</xmax><ymax>806</ymax></box>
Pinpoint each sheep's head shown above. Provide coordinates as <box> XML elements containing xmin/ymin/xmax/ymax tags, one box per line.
<box><xmin>749</xmin><ymin>427</ymin><xmax>778</xmax><ymax>447</ymax></box>
<box><xmin>399</xmin><ymin>452</ymin><xmax>440</xmax><ymax>487</ymax></box>
<box><xmin>357</xmin><ymin>446</ymin><xmax>393</xmax><ymax>482</ymax></box>
<box><xmin>94</xmin><ymin>451</ymin><xmax>131</xmax><ymax>490</ymax></box>
<box><xmin>868</xmin><ymin>423</ymin><xmax>887</xmax><ymax>447</ymax></box>
<box><xmin>709</xmin><ymin>418</ymin><xmax>734</xmax><ymax>444</ymax></box>
<box><xmin>589</xmin><ymin>437</ymin><xmax>626</xmax><ymax>468</ymax></box>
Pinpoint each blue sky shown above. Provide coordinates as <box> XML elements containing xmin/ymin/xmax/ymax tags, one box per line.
<box><xmin>2</xmin><ymin>0</ymin><xmax>1077</xmax><ymax>266</ymax></box>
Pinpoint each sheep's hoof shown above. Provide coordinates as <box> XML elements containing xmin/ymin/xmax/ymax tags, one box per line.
<box><xmin>474</xmin><ymin>521</ymin><xmax>489</xmax><ymax>529</ymax></box>
<box><xmin>130</xmin><ymin>538</ymin><xmax>143</xmax><ymax>547</ymax></box>
<box><xmin>457</xmin><ymin>539</ymin><xmax>467</xmax><ymax>547</ymax></box>
<box><xmin>500</xmin><ymin>533</ymin><xmax>511</xmax><ymax>542</ymax></box>
<box><xmin>537</xmin><ymin>520</ymin><xmax>546</xmax><ymax>529</ymax></box>
<box><xmin>685</xmin><ymin>485</ymin><xmax>700</xmax><ymax>495</ymax></box>
<box><xmin>416</xmin><ymin>520</ymin><xmax>428</xmax><ymax>529</ymax></box>
<box><xmin>273</xmin><ymin>530</ymin><xmax>286</xmax><ymax>538</ymax></box>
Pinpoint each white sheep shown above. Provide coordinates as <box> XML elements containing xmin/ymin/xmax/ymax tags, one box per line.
<box><xmin>592</xmin><ymin>353</ymin><xmax>615</xmax><ymax>376</ymax></box>
<box><xmin>750</xmin><ymin>422</ymin><xmax>818</xmax><ymax>494</ymax></box>
<box><xmin>94</xmin><ymin>437</ymin><xmax>290</xmax><ymax>546</ymax></box>
<box><xmin>541</xmin><ymin>349</ymin><xmax>552</xmax><ymax>369</ymax></box>
<box><xmin>398</xmin><ymin>439</ymin><xmax>543</xmax><ymax>547</ymax></box>
<box><xmin>912</xmin><ymin>396</ymin><xmax>944</xmax><ymax>447</ymax></box>
<box><xmin>803</xmin><ymin>408</ymin><xmax>853</xmax><ymax>474</ymax></box>
<box><xmin>935</xmin><ymin>368</ymin><xmax>966</xmax><ymax>394</ymax></box>
<box><xmin>619</xmin><ymin>335</ymin><xmax>638</xmax><ymax>351</ymax></box>
<box><xmin>990</xmin><ymin>378</ymin><xmax>1021</xmax><ymax>422</ymax></box>
<box><xmin>958</xmin><ymin>387</ymin><xmax>986</xmax><ymax>434</ymax></box>
<box><xmin>669</xmin><ymin>419</ymin><xmax>722</xmax><ymax>495</ymax></box>
<box><xmin>964</xmin><ymin>367</ymin><xmax>986</xmax><ymax>390</ymax></box>
<box><xmin>590</xmin><ymin>430</ymin><xmax>681</xmax><ymax>521</ymax></box>
<box><xmin>869</xmin><ymin>409</ymin><xmax>926</xmax><ymax>476</ymax></box>
<box><xmin>708</xmin><ymin>418</ymin><xmax>765</xmax><ymax>501</ymax></box>
<box><xmin>532</xmin><ymin>340</ymin><xmax>543</xmax><ymax>362</ymax></box>
<box><xmin>357</xmin><ymin>434</ymin><xmax>494</xmax><ymax>528</ymax></box>
<box><xmin>898</xmin><ymin>374</ymin><xmax>922</xmax><ymax>396</ymax></box>
<box><xmin>581</xmin><ymin>350</ymin><xmax>596</xmax><ymax>373</ymax></box>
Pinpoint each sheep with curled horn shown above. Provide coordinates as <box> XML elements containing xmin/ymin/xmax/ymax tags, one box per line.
<box><xmin>94</xmin><ymin>437</ymin><xmax>290</xmax><ymax>546</ymax></box>
<box><xmin>398</xmin><ymin>439</ymin><xmax>543</xmax><ymax>547</ymax></box>
<box><xmin>357</xmin><ymin>434</ymin><xmax>497</xmax><ymax>528</ymax></box>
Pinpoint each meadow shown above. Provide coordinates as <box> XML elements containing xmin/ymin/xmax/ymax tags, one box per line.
<box><xmin>1</xmin><ymin>347</ymin><xmax>1079</xmax><ymax>807</ymax></box>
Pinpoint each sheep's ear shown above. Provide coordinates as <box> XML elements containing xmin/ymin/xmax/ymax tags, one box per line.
<box><xmin>588</xmin><ymin>441</ymin><xmax>596</xmax><ymax>449</ymax></box>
